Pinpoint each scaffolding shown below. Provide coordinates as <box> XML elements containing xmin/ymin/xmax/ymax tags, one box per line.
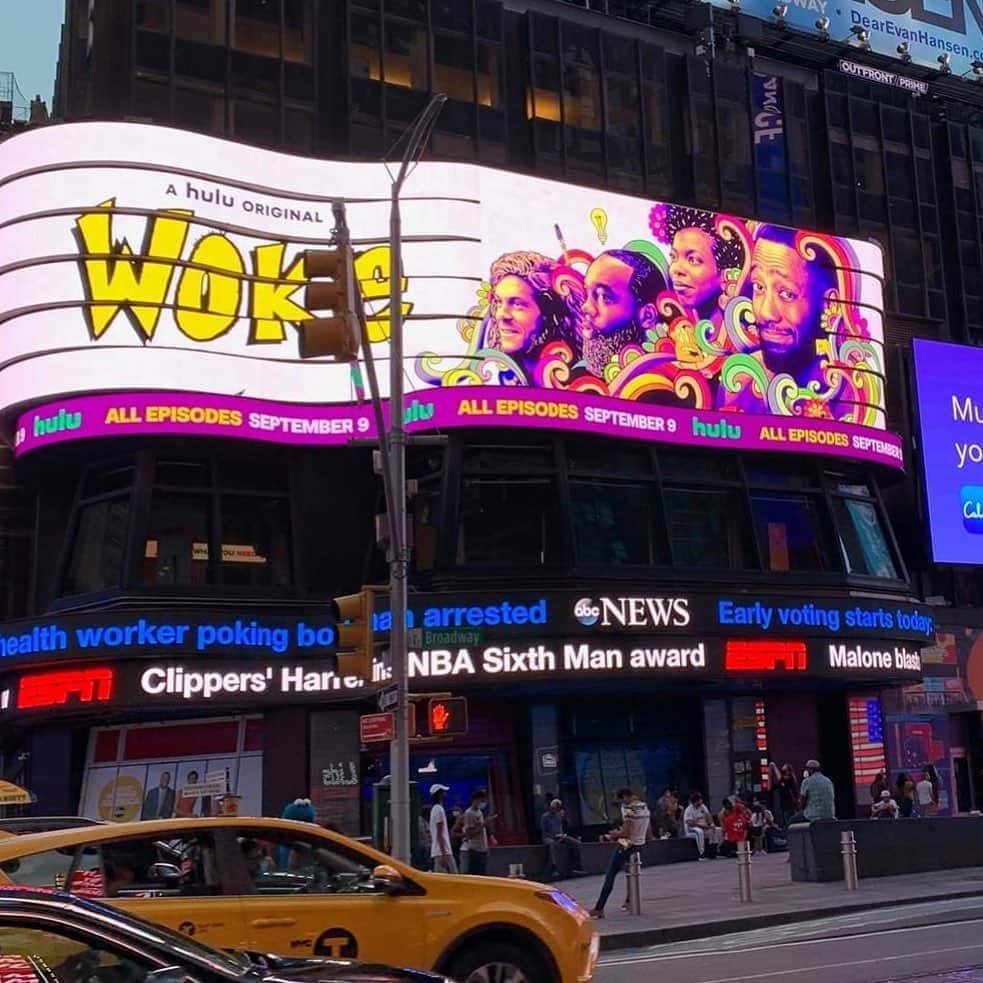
<box><xmin>0</xmin><ymin>72</ymin><xmax>29</xmax><ymax>127</ymax></box>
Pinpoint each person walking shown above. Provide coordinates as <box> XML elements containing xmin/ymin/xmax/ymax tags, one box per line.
<box><xmin>915</xmin><ymin>770</ymin><xmax>937</xmax><ymax>817</ymax></box>
<box><xmin>589</xmin><ymin>788</ymin><xmax>651</xmax><ymax>918</ymax></box>
<box><xmin>428</xmin><ymin>783</ymin><xmax>457</xmax><ymax>873</ymax></box>
<box><xmin>461</xmin><ymin>788</ymin><xmax>494</xmax><ymax>875</ymax></box>
<box><xmin>793</xmin><ymin>759</ymin><xmax>836</xmax><ymax>822</ymax></box>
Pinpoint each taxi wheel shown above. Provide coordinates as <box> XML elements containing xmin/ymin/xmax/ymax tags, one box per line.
<box><xmin>447</xmin><ymin>941</ymin><xmax>544</xmax><ymax>983</ymax></box>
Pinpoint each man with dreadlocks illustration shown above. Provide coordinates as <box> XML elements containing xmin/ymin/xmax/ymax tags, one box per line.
<box><xmin>485</xmin><ymin>251</ymin><xmax>582</xmax><ymax>381</ymax></box>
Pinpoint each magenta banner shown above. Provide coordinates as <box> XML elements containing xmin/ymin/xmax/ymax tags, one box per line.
<box><xmin>15</xmin><ymin>389</ymin><xmax>904</xmax><ymax>468</ymax></box>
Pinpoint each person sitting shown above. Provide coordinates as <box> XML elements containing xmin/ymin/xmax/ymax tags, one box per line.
<box><xmin>540</xmin><ymin>798</ymin><xmax>584</xmax><ymax>879</ymax></box>
<box><xmin>871</xmin><ymin>789</ymin><xmax>899</xmax><ymax>820</ymax></box>
<box><xmin>749</xmin><ymin>801</ymin><xmax>776</xmax><ymax>854</ymax></box>
<box><xmin>683</xmin><ymin>793</ymin><xmax>719</xmax><ymax>859</ymax></box>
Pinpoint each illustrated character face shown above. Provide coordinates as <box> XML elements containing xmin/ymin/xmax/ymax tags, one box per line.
<box><xmin>583</xmin><ymin>254</ymin><xmax>641</xmax><ymax>337</ymax></box>
<box><xmin>669</xmin><ymin>228</ymin><xmax>720</xmax><ymax>310</ymax></box>
<box><xmin>491</xmin><ymin>275</ymin><xmax>542</xmax><ymax>355</ymax></box>
<box><xmin>749</xmin><ymin>238</ymin><xmax>821</xmax><ymax>362</ymax></box>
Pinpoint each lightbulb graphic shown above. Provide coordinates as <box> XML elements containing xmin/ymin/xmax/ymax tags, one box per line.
<box><xmin>589</xmin><ymin>207</ymin><xmax>609</xmax><ymax>245</ymax></box>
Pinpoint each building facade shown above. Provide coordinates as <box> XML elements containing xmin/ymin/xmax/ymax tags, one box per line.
<box><xmin>2</xmin><ymin>0</ymin><xmax>982</xmax><ymax>837</ymax></box>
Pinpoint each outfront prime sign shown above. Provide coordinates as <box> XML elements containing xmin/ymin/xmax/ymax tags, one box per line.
<box><xmin>0</xmin><ymin>122</ymin><xmax>898</xmax><ymax>468</ymax></box>
<box><xmin>913</xmin><ymin>338</ymin><xmax>983</xmax><ymax>564</ymax></box>
<box><xmin>724</xmin><ymin>0</ymin><xmax>983</xmax><ymax>77</ymax></box>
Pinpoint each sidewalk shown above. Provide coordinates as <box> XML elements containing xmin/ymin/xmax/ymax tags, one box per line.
<box><xmin>552</xmin><ymin>853</ymin><xmax>983</xmax><ymax>950</ymax></box>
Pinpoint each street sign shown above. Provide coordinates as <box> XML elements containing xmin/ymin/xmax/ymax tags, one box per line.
<box><xmin>360</xmin><ymin>712</ymin><xmax>395</xmax><ymax>744</ymax></box>
<box><xmin>423</xmin><ymin>629</ymin><xmax>483</xmax><ymax>647</ymax></box>
<box><xmin>378</xmin><ymin>686</ymin><xmax>398</xmax><ymax>712</ymax></box>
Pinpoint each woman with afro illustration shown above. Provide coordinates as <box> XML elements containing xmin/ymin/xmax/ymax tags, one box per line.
<box><xmin>654</xmin><ymin>205</ymin><xmax>745</xmax><ymax>327</ymax></box>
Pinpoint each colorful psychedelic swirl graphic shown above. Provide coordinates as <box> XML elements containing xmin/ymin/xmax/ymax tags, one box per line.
<box><xmin>415</xmin><ymin>203</ymin><xmax>885</xmax><ymax>426</ymax></box>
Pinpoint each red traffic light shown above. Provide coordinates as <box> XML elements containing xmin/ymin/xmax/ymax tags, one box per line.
<box><xmin>427</xmin><ymin>697</ymin><xmax>468</xmax><ymax>737</ymax></box>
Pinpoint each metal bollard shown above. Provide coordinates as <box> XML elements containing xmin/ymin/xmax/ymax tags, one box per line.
<box><xmin>507</xmin><ymin>863</ymin><xmax>525</xmax><ymax>879</ymax></box>
<box><xmin>737</xmin><ymin>840</ymin><xmax>753</xmax><ymax>903</ymax></box>
<box><xmin>840</xmin><ymin>830</ymin><xmax>859</xmax><ymax>891</ymax></box>
<box><xmin>626</xmin><ymin>851</ymin><xmax>642</xmax><ymax>915</ymax></box>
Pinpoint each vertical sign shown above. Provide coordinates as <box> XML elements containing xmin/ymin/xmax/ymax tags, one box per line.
<box><xmin>751</xmin><ymin>73</ymin><xmax>788</xmax><ymax>219</ymax></box>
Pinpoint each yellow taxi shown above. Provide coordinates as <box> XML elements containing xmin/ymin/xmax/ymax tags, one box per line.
<box><xmin>0</xmin><ymin>818</ymin><xmax>598</xmax><ymax>983</ymax></box>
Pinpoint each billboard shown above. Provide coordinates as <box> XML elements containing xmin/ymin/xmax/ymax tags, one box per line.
<box><xmin>722</xmin><ymin>0</ymin><xmax>983</xmax><ymax>77</ymax></box>
<box><xmin>913</xmin><ymin>338</ymin><xmax>983</xmax><ymax>564</ymax></box>
<box><xmin>0</xmin><ymin>122</ymin><xmax>896</xmax><ymax>467</ymax></box>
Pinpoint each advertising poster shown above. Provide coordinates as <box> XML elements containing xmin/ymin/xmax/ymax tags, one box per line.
<box><xmin>0</xmin><ymin>122</ymin><xmax>899</xmax><ymax>469</ymax></box>
<box><xmin>717</xmin><ymin>0</ymin><xmax>983</xmax><ymax>77</ymax></box>
<box><xmin>913</xmin><ymin>339</ymin><xmax>983</xmax><ymax>564</ymax></box>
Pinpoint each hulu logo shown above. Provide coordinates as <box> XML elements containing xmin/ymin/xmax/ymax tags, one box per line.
<box><xmin>692</xmin><ymin>416</ymin><xmax>742</xmax><ymax>440</ymax></box>
<box><xmin>34</xmin><ymin>408</ymin><xmax>82</xmax><ymax>437</ymax></box>
<box><xmin>404</xmin><ymin>399</ymin><xmax>435</xmax><ymax>424</ymax></box>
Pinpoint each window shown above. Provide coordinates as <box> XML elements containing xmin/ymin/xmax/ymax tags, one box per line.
<box><xmin>63</xmin><ymin>462</ymin><xmax>135</xmax><ymax>597</ymax></box>
<box><xmin>457</xmin><ymin>476</ymin><xmax>561</xmax><ymax>566</ymax></box>
<box><xmin>663</xmin><ymin>487</ymin><xmax>754</xmax><ymax>569</ymax></box>
<box><xmin>234</xmin><ymin>829</ymin><xmax>384</xmax><ymax>895</ymax></box>
<box><xmin>143</xmin><ymin>493</ymin><xmax>212</xmax><ymax>586</ymax></box>
<box><xmin>830</xmin><ymin>482</ymin><xmax>898</xmax><ymax>578</ymax></box>
<box><xmin>0</xmin><ymin>846</ymin><xmax>99</xmax><ymax>891</ymax></box>
<box><xmin>0</xmin><ymin>924</ymin><xmax>153</xmax><ymax>983</ymax></box>
<box><xmin>750</xmin><ymin>492</ymin><xmax>835</xmax><ymax>572</ymax></box>
<box><xmin>570</xmin><ymin>480</ymin><xmax>657</xmax><ymax>566</ymax></box>
<box><xmin>141</xmin><ymin>453</ymin><xmax>292</xmax><ymax>590</ymax></box>
<box><xmin>99</xmin><ymin>833</ymin><xmax>221</xmax><ymax>898</ymax></box>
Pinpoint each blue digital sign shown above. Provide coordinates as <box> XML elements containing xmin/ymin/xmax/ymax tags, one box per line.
<box><xmin>723</xmin><ymin>0</ymin><xmax>983</xmax><ymax>77</ymax></box>
<box><xmin>913</xmin><ymin>338</ymin><xmax>983</xmax><ymax>565</ymax></box>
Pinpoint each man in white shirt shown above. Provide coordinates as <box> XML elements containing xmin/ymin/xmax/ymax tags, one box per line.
<box><xmin>683</xmin><ymin>792</ymin><xmax>719</xmax><ymax>858</ymax></box>
<box><xmin>589</xmin><ymin>788</ymin><xmax>651</xmax><ymax>918</ymax></box>
<box><xmin>871</xmin><ymin>789</ymin><xmax>899</xmax><ymax>819</ymax></box>
<box><xmin>915</xmin><ymin>772</ymin><xmax>936</xmax><ymax>816</ymax></box>
<box><xmin>429</xmin><ymin>784</ymin><xmax>457</xmax><ymax>873</ymax></box>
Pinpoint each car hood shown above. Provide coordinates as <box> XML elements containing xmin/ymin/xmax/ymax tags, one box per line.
<box><xmin>256</xmin><ymin>955</ymin><xmax>447</xmax><ymax>982</ymax></box>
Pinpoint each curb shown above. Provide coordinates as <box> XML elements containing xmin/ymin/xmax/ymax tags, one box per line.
<box><xmin>597</xmin><ymin>886</ymin><xmax>983</xmax><ymax>952</ymax></box>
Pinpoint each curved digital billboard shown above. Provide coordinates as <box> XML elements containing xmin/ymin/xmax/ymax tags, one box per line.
<box><xmin>0</xmin><ymin>122</ymin><xmax>900</xmax><ymax>467</ymax></box>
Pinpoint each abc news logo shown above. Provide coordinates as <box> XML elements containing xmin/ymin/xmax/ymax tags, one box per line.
<box><xmin>574</xmin><ymin>596</ymin><xmax>691</xmax><ymax>629</ymax></box>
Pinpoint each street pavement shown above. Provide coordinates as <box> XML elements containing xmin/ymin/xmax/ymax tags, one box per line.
<box><xmin>551</xmin><ymin>852</ymin><xmax>983</xmax><ymax>949</ymax></box>
<box><xmin>592</xmin><ymin>895</ymin><xmax>983</xmax><ymax>982</ymax></box>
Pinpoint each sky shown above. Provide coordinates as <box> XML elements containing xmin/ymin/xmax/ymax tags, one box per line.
<box><xmin>1</xmin><ymin>0</ymin><xmax>65</xmax><ymax>110</ymax></box>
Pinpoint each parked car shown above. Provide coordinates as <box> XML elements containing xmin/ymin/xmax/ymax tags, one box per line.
<box><xmin>0</xmin><ymin>887</ymin><xmax>453</xmax><ymax>981</ymax></box>
<box><xmin>0</xmin><ymin>817</ymin><xmax>598</xmax><ymax>983</ymax></box>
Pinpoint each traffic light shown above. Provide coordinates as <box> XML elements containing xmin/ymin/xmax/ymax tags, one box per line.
<box><xmin>300</xmin><ymin>247</ymin><xmax>360</xmax><ymax>360</ymax></box>
<box><xmin>332</xmin><ymin>588</ymin><xmax>376</xmax><ymax>680</ymax></box>
<box><xmin>426</xmin><ymin>697</ymin><xmax>468</xmax><ymax>737</ymax></box>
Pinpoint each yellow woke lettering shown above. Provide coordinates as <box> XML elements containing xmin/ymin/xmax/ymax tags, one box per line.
<box><xmin>355</xmin><ymin>245</ymin><xmax>412</xmax><ymax>343</ymax></box>
<box><xmin>250</xmin><ymin>243</ymin><xmax>311</xmax><ymax>343</ymax></box>
<box><xmin>175</xmin><ymin>234</ymin><xmax>244</xmax><ymax>341</ymax></box>
<box><xmin>76</xmin><ymin>200</ymin><xmax>192</xmax><ymax>339</ymax></box>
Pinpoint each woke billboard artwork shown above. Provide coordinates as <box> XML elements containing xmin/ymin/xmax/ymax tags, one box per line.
<box><xmin>0</xmin><ymin>122</ymin><xmax>890</xmax><ymax>464</ymax></box>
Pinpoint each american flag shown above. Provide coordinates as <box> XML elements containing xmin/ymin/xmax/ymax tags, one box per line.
<box><xmin>849</xmin><ymin>697</ymin><xmax>886</xmax><ymax>781</ymax></box>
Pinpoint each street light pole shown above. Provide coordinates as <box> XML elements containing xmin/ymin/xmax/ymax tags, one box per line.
<box><xmin>388</xmin><ymin>94</ymin><xmax>446</xmax><ymax>865</ymax></box>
